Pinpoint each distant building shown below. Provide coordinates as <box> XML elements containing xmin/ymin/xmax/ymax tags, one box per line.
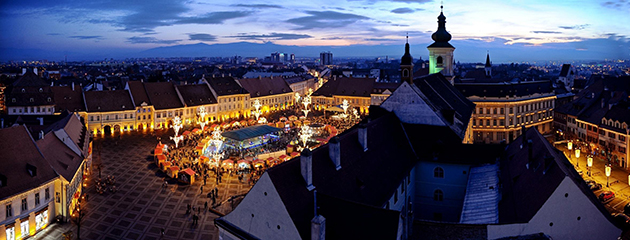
<box><xmin>427</xmin><ymin>6</ymin><xmax>455</xmax><ymax>84</ymax></box>
<box><xmin>237</xmin><ymin>76</ymin><xmax>294</xmax><ymax>114</ymax></box>
<box><xmin>320</xmin><ymin>52</ymin><xmax>333</xmax><ymax>66</ymax></box>
<box><xmin>6</xmin><ymin>69</ymin><xmax>55</xmax><ymax>116</ymax></box>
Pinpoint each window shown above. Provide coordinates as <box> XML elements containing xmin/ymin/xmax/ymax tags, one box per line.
<box><xmin>434</xmin><ymin>167</ymin><xmax>444</xmax><ymax>178</ymax></box>
<box><xmin>21</xmin><ymin>198</ymin><xmax>27</xmax><ymax>212</ymax></box>
<box><xmin>437</xmin><ymin>56</ymin><xmax>443</xmax><ymax>64</ymax></box>
<box><xmin>620</xmin><ymin>135</ymin><xmax>626</xmax><ymax>141</ymax></box>
<box><xmin>609</xmin><ymin>132</ymin><xmax>616</xmax><ymax>138</ymax></box>
<box><xmin>35</xmin><ymin>193</ymin><xmax>40</xmax><ymax>206</ymax></box>
<box><xmin>5</xmin><ymin>204</ymin><xmax>12</xmax><ymax>218</ymax></box>
<box><xmin>45</xmin><ymin>188</ymin><xmax>50</xmax><ymax>200</ymax></box>
<box><xmin>20</xmin><ymin>220</ymin><xmax>29</xmax><ymax>238</ymax></box>
<box><xmin>56</xmin><ymin>192</ymin><xmax>60</xmax><ymax>203</ymax></box>
<box><xmin>433</xmin><ymin>189</ymin><xmax>444</xmax><ymax>201</ymax></box>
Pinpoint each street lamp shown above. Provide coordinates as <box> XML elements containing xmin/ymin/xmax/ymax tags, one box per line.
<box><xmin>252</xmin><ymin>99</ymin><xmax>262</xmax><ymax>121</ymax></box>
<box><xmin>605</xmin><ymin>164</ymin><xmax>611</xmax><ymax>188</ymax></box>
<box><xmin>587</xmin><ymin>155</ymin><xmax>593</xmax><ymax>176</ymax></box>
<box><xmin>198</xmin><ymin>107</ymin><xmax>208</xmax><ymax>131</ymax></box>
<box><xmin>575</xmin><ymin>149</ymin><xmax>580</xmax><ymax>167</ymax></box>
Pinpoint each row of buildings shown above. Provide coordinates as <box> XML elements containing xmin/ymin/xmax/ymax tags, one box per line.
<box><xmin>1</xmin><ymin>112</ymin><xmax>91</xmax><ymax>240</ymax></box>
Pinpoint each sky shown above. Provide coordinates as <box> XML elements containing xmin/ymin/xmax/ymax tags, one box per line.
<box><xmin>1</xmin><ymin>0</ymin><xmax>629</xmax><ymax>62</ymax></box>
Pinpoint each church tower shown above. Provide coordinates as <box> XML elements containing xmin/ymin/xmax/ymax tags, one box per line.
<box><xmin>427</xmin><ymin>5</ymin><xmax>455</xmax><ymax>84</ymax></box>
<box><xmin>485</xmin><ymin>51</ymin><xmax>492</xmax><ymax>77</ymax></box>
<box><xmin>400</xmin><ymin>35</ymin><xmax>414</xmax><ymax>84</ymax></box>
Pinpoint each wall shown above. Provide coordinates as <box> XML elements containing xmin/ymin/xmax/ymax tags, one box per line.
<box><xmin>0</xmin><ymin>180</ymin><xmax>57</xmax><ymax>240</ymax></box>
<box><xmin>380</xmin><ymin>82</ymin><xmax>445</xmax><ymax>126</ymax></box>
<box><xmin>413</xmin><ymin>162</ymin><xmax>470</xmax><ymax>222</ymax></box>
<box><xmin>220</xmin><ymin>173</ymin><xmax>301</xmax><ymax>240</ymax></box>
<box><xmin>487</xmin><ymin>177</ymin><xmax>621</xmax><ymax>240</ymax></box>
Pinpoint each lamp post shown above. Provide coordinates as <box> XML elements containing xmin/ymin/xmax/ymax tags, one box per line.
<box><xmin>73</xmin><ymin>206</ymin><xmax>86</xmax><ymax>240</ymax></box>
<box><xmin>301</xmin><ymin>95</ymin><xmax>311</xmax><ymax>118</ymax></box>
<box><xmin>170</xmin><ymin>116</ymin><xmax>183</xmax><ymax>148</ymax></box>
<box><xmin>605</xmin><ymin>164</ymin><xmax>611</xmax><ymax>188</ymax></box>
<box><xmin>575</xmin><ymin>149</ymin><xmax>580</xmax><ymax>167</ymax></box>
<box><xmin>198</xmin><ymin>107</ymin><xmax>207</xmax><ymax>131</ymax></box>
<box><xmin>587</xmin><ymin>155</ymin><xmax>593</xmax><ymax>176</ymax></box>
<box><xmin>567</xmin><ymin>141</ymin><xmax>573</xmax><ymax>165</ymax></box>
<box><xmin>298</xmin><ymin>125</ymin><xmax>313</xmax><ymax>150</ymax></box>
<box><xmin>252</xmin><ymin>99</ymin><xmax>262</xmax><ymax>121</ymax></box>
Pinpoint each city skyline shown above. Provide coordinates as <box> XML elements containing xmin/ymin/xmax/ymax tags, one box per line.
<box><xmin>1</xmin><ymin>0</ymin><xmax>629</xmax><ymax>62</ymax></box>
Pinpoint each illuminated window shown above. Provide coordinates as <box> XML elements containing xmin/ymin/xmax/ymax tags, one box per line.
<box><xmin>45</xmin><ymin>188</ymin><xmax>50</xmax><ymax>200</ymax></box>
<box><xmin>20</xmin><ymin>220</ymin><xmax>29</xmax><ymax>238</ymax></box>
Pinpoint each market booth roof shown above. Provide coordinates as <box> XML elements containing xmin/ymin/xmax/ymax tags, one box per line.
<box><xmin>222</xmin><ymin>125</ymin><xmax>281</xmax><ymax>141</ymax></box>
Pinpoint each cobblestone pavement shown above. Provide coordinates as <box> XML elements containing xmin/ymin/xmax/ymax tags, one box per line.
<box><xmin>32</xmin><ymin>131</ymin><xmax>253</xmax><ymax>240</ymax></box>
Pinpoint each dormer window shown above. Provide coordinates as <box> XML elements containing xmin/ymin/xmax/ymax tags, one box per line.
<box><xmin>39</xmin><ymin>88</ymin><xmax>43</xmax><ymax>93</ymax></box>
<box><xmin>30</xmin><ymin>98</ymin><xmax>34</xmax><ymax>102</ymax></box>
<box><xmin>26</xmin><ymin>164</ymin><xmax>37</xmax><ymax>177</ymax></box>
<box><xmin>47</xmin><ymin>97</ymin><xmax>52</xmax><ymax>102</ymax></box>
<box><xmin>21</xmin><ymin>88</ymin><xmax>25</xmax><ymax>93</ymax></box>
<box><xmin>12</xmin><ymin>98</ymin><xmax>16</xmax><ymax>103</ymax></box>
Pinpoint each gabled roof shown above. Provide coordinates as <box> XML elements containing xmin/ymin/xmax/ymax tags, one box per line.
<box><xmin>36</xmin><ymin>131</ymin><xmax>83</xmax><ymax>181</ymax></box>
<box><xmin>0</xmin><ymin>125</ymin><xmax>58</xmax><ymax>200</ymax></box>
<box><xmin>84</xmin><ymin>90</ymin><xmax>134</xmax><ymax>112</ymax></box>
<box><xmin>205</xmin><ymin>76</ymin><xmax>248</xmax><ymax>96</ymax></box>
<box><xmin>238</xmin><ymin>76</ymin><xmax>293</xmax><ymax>98</ymax></box>
<box><xmin>498</xmin><ymin>127</ymin><xmax>618</xmax><ymax>228</ymax></box>
<box><xmin>143</xmin><ymin>82</ymin><xmax>184</xmax><ymax>110</ymax></box>
<box><xmin>455</xmin><ymin>80</ymin><xmax>554</xmax><ymax>98</ymax></box>
<box><xmin>51</xmin><ymin>86</ymin><xmax>85</xmax><ymax>112</ymax></box>
<box><xmin>126</xmin><ymin>81</ymin><xmax>151</xmax><ymax>106</ymax></box>
<box><xmin>266</xmin><ymin>112</ymin><xmax>417</xmax><ymax>239</ymax></box>
<box><xmin>312</xmin><ymin>77</ymin><xmax>375</xmax><ymax>98</ymax></box>
<box><xmin>44</xmin><ymin>113</ymin><xmax>89</xmax><ymax>157</ymax></box>
<box><xmin>13</xmin><ymin>71</ymin><xmax>48</xmax><ymax>87</ymax></box>
<box><xmin>413</xmin><ymin>73</ymin><xmax>476</xmax><ymax>137</ymax></box>
<box><xmin>175</xmin><ymin>84</ymin><xmax>217</xmax><ymax>107</ymax></box>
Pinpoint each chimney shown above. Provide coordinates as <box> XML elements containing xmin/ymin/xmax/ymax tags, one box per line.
<box><xmin>301</xmin><ymin>148</ymin><xmax>315</xmax><ymax>190</ymax></box>
<box><xmin>328</xmin><ymin>136</ymin><xmax>341</xmax><ymax>170</ymax></box>
<box><xmin>601</xmin><ymin>99</ymin><xmax>605</xmax><ymax>109</ymax></box>
<box><xmin>258</xmin><ymin>75</ymin><xmax>262</xmax><ymax>80</ymax></box>
<box><xmin>311</xmin><ymin>215</ymin><xmax>326</xmax><ymax>240</ymax></box>
<box><xmin>72</xmin><ymin>82</ymin><xmax>75</xmax><ymax>91</ymax></box>
<box><xmin>37</xmin><ymin>117</ymin><xmax>44</xmax><ymax>126</ymax></box>
<box><xmin>527</xmin><ymin>139</ymin><xmax>533</xmax><ymax>169</ymax></box>
<box><xmin>228</xmin><ymin>73</ymin><xmax>231</xmax><ymax>77</ymax></box>
<box><xmin>358</xmin><ymin>123</ymin><xmax>368</xmax><ymax>152</ymax></box>
<box><xmin>222</xmin><ymin>73</ymin><xmax>225</xmax><ymax>77</ymax></box>
<box><xmin>333</xmin><ymin>75</ymin><xmax>337</xmax><ymax>81</ymax></box>
<box><xmin>39</xmin><ymin>130</ymin><xmax>44</xmax><ymax>140</ymax></box>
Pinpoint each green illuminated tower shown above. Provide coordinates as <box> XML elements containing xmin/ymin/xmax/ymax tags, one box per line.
<box><xmin>427</xmin><ymin>4</ymin><xmax>455</xmax><ymax>84</ymax></box>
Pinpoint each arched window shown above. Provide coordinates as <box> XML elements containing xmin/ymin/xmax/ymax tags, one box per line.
<box><xmin>615</xmin><ymin>122</ymin><xmax>620</xmax><ymax>128</ymax></box>
<box><xmin>437</xmin><ymin>56</ymin><xmax>443</xmax><ymax>64</ymax></box>
<box><xmin>609</xmin><ymin>120</ymin><xmax>614</xmax><ymax>126</ymax></box>
<box><xmin>403</xmin><ymin>69</ymin><xmax>409</xmax><ymax>77</ymax></box>
<box><xmin>602</xmin><ymin>118</ymin><xmax>607</xmax><ymax>124</ymax></box>
<box><xmin>434</xmin><ymin>167</ymin><xmax>444</xmax><ymax>178</ymax></box>
<box><xmin>434</xmin><ymin>189</ymin><xmax>443</xmax><ymax>201</ymax></box>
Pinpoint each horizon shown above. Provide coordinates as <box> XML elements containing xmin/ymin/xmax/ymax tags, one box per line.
<box><xmin>1</xmin><ymin>0</ymin><xmax>629</xmax><ymax>62</ymax></box>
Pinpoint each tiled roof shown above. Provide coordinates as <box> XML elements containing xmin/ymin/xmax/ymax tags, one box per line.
<box><xmin>13</xmin><ymin>71</ymin><xmax>48</xmax><ymax>87</ymax></box>
<box><xmin>51</xmin><ymin>86</ymin><xmax>85</xmax><ymax>112</ymax></box>
<box><xmin>175</xmin><ymin>84</ymin><xmax>217</xmax><ymax>106</ymax></box>
<box><xmin>0</xmin><ymin>125</ymin><xmax>58</xmax><ymax>200</ymax></box>
<box><xmin>84</xmin><ymin>90</ymin><xmax>134</xmax><ymax>112</ymax></box>
<box><xmin>455</xmin><ymin>80</ymin><xmax>554</xmax><ymax>98</ymax></box>
<box><xmin>37</xmin><ymin>131</ymin><xmax>83</xmax><ymax>181</ymax></box>
<box><xmin>559</xmin><ymin>64</ymin><xmax>571</xmax><ymax>77</ymax></box>
<box><xmin>126</xmin><ymin>81</ymin><xmax>151</xmax><ymax>106</ymax></box>
<box><xmin>238</xmin><ymin>76</ymin><xmax>293</xmax><ymax>98</ymax></box>
<box><xmin>312</xmin><ymin>77</ymin><xmax>375</xmax><ymax>98</ymax></box>
<box><xmin>143</xmin><ymin>82</ymin><xmax>184</xmax><ymax>110</ymax></box>
<box><xmin>266</xmin><ymin>112</ymin><xmax>417</xmax><ymax>239</ymax></box>
<box><xmin>205</xmin><ymin>76</ymin><xmax>248</xmax><ymax>96</ymax></box>
<box><xmin>8</xmin><ymin>73</ymin><xmax>54</xmax><ymax>106</ymax></box>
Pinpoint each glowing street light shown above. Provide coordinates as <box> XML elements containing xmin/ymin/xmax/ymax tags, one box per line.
<box><xmin>172</xmin><ymin>116</ymin><xmax>182</xmax><ymax>136</ymax></box>
<box><xmin>587</xmin><ymin>155</ymin><xmax>593</xmax><ymax>176</ymax></box>
<box><xmin>341</xmin><ymin>99</ymin><xmax>349</xmax><ymax>114</ymax></box>
<box><xmin>294</xmin><ymin>92</ymin><xmax>301</xmax><ymax>105</ymax></box>
<box><xmin>605</xmin><ymin>164</ymin><xmax>611</xmax><ymax>188</ymax></box>
<box><xmin>170</xmin><ymin>135</ymin><xmax>183</xmax><ymax>148</ymax></box>
<box><xmin>252</xmin><ymin>99</ymin><xmax>262</xmax><ymax>120</ymax></box>
<box><xmin>211</xmin><ymin>128</ymin><xmax>223</xmax><ymax>153</ymax></box>
<box><xmin>568</xmin><ymin>141</ymin><xmax>573</xmax><ymax>151</ymax></box>
<box><xmin>575</xmin><ymin>149</ymin><xmax>580</xmax><ymax>167</ymax></box>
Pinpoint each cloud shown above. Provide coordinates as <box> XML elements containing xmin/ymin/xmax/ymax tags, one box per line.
<box><xmin>232</xmin><ymin>4</ymin><xmax>282</xmax><ymax>9</ymax></box>
<box><xmin>365</xmin><ymin>38</ymin><xmax>397</xmax><ymax>41</ymax></box>
<box><xmin>188</xmin><ymin>33</ymin><xmax>217</xmax><ymax>42</ymax></box>
<box><xmin>47</xmin><ymin>33</ymin><xmax>62</xmax><ymax>36</ymax></box>
<box><xmin>558</xmin><ymin>24</ymin><xmax>590</xmax><ymax>30</ymax></box>
<box><xmin>321</xmin><ymin>37</ymin><xmax>344</xmax><ymax>40</ymax></box>
<box><xmin>391</xmin><ymin>8</ymin><xmax>415</xmax><ymax>14</ymax></box>
<box><xmin>175</xmin><ymin>11</ymin><xmax>252</xmax><ymax>25</ymax></box>
<box><xmin>127</xmin><ymin>36</ymin><xmax>180</xmax><ymax>44</ymax></box>
<box><xmin>286</xmin><ymin>11</ymin><xmax>369</xmax><ymax>30</ymax></box>
<box><xmin>70</xmin><ymin>35</ymin><xmax>104</xmax><ymax>40</ymax></box>
<box><xmin>390</xmin><ymin>0</ymin><xmax>433</xmax><ymax>3</ymax></box>
<box><xmin>231</xmin><ymin>32</ymin><xmax>313</xmax><ymax>40</ymax></box>
<box><xmin>531</xmin><ymin>31</ymin><xmax>562</xmax><ymax>34</ymax></box>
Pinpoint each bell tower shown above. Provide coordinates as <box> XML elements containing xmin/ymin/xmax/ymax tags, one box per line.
<box><xmin>485</xmin><ymin>51</ymin><xmax>492</xmax><ymax>77</ymax></box>
<box><xmin>400</xmin><ymin>35</ymin><xmax>414</xmax><ymax>84</ymax></box>
<box><xmin>427</xmin><ymin>4</ymin><xmax>455</xmax><ymax>84</ymax></box>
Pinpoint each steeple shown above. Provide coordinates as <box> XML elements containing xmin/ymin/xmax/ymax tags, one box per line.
<box><xmin>485</xmin><ymin>51</ymin><xmax>492</xmax><ymax>77</ymax></box>
<box><xmin>429</xmin><ymin>3</ymin><xmax>453</xmax><ymax>48</ymax></box>
<box><xmin>400</xmin><ymin>34</ymin><xmax>414</xmax><ymax>84</ymax></box>
<box><xmin>427</xmin><ymin>4</ymin><xmax>455</xmax><ymax>83</ymax></box>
